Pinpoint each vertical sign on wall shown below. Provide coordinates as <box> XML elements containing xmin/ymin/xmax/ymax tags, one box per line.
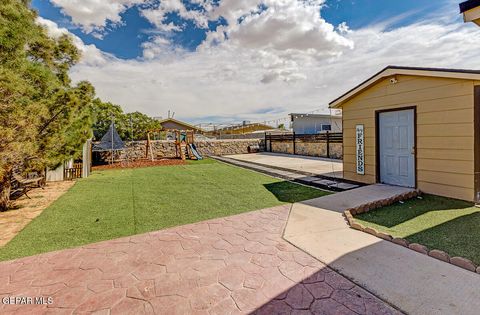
<box><xmin>356</xmin><ymin>125</ymin><xmax>365</xmax><ymax>175</ymax></box>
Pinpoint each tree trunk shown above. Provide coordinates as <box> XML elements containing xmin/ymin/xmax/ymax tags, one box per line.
<box><xmin>0</xmin><ymin>174</ymin><xmax>11</xmax><ymax>212</ymax></box>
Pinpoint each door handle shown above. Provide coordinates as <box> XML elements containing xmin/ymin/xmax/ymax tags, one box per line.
<box><xmin>411</xmin><ymin>146</ymin><xmax>415</xmax><ymax>155</ymax></box>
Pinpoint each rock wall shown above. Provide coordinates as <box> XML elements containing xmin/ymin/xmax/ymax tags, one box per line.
<box><xmin>295</xmin><ymin>142</ymin><xmax>327</xmax><ymax>157</ymax></box>
<box><xmin>126</xmin><ymin>141</ymin><xmax>177</xmax><ymax>160</ymax></box>
<box><xmin>267</xmin><ymin>140</ymin><xmax>342</xmax><ymax>159</ymax></box>
<box><xmin>95</xmin><ymin>138</ymin><xmax>342</xmax><ymax>162</ymax></box>
<box><xmin>96</xmin><ymin>139</ymin><xmax>265</xmax><ymax>162</ymax></box>
<box><xmin>270</xmin><ymin>142</ymin><xmax>294</xmax><ymax>155</ymax></box>
<box><xmin>194</xmin><ymin>139</ymin><xmax>264</xmax><ymax>156</ymax></box>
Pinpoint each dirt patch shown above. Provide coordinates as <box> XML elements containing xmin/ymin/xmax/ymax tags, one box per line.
<box><xmin>92</xmin><ymin>159</ymin><xmax>186</xmax><ymax>171</ymax></box>
<box><xmin>0</xmin><ymin>181</ymin><xmax>75</xmax><ymax>247</ymax></box>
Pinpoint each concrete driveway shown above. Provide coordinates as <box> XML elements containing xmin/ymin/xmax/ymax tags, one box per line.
<box><xmin>226</xmin><ymin>152</ymin><xmax>343</xmax><ymax>178</ymax></box>
<box><xmin>0</xmin><ymin>205</ymin><xmax>398</xmax><ymax>314</ymax></box>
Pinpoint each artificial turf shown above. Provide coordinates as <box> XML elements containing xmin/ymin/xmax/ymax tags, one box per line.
<box><xmin>354</xmin><ymin>194</ymin><xmax>480</xmax><ymax>265</ymax></box>
<box><xmin>0</xmin><ymin>159</ymin><xmax>328</xmax><ymax>261</ymax></box>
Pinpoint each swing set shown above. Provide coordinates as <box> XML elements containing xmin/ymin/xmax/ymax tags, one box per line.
<box><xmin>145</xmin><ymin>129</ymin><xmax>203</xmax><ymax>161</ymax></box>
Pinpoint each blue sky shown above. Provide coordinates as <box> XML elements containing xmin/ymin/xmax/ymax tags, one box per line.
<box><xmin>32</xmin><ymin>0</ymin><xmax>445</xmax><ymax>60</ymax></box>
<box><xmin>32</xmin><ymin>0</ymin><xmax>480</xmax><ymax>124</ymax></box>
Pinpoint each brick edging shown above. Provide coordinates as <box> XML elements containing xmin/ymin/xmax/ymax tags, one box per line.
<box><xmin>343</xmin><ymin>191</ymin><xmax>480</xmax><ymax>275</ymax></box>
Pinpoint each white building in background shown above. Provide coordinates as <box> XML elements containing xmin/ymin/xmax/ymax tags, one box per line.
<box><xmin>290</xmin><ymin>113</ymin><xmax>342</xmax><ymax>134</ymax></box>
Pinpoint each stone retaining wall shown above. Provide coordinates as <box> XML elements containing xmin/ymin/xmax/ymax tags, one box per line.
<box><xmin>270</xmin><ymin>142</ymin><xmax>294</xmax><ymax>155</ymax></box>
<box><xmin>97</xmin><ymin>139</ymin><xmax>265</xmax><ymax>162</ymax></box>
<box><xmin>194</xmin><ymin>139</ymin><xmax>264</xmax><ymax>156</ymax></box>
<box><xmin>268</xmin><ymin>140</ymin><xmax>343</xmax><ymax>159</ymax></box>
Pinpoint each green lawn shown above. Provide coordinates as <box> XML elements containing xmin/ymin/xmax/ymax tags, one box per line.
<box><xmin>0</xmin><ymin>159</ymin><xmax>328</xmax><ymax>261</ymax></box>
<box><xmin>354</xmin><ymin>194</ymin><xmax>480</xmax><ymax>264</ymax></box>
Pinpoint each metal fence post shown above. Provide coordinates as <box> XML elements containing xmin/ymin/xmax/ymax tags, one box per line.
<box><xmin>326</xmin><ymin>131</ymin><xmax>330</xmax><ymax>159</ymax></box>
<box><xmin>293</xmin><ymin>132</ymin><xmax>296</xmax><ymax>155</ymax></box>
<box><xmin>264</xmin><ymin>132</ymin><xmax>267</xmax><ymax>152</ymax></box>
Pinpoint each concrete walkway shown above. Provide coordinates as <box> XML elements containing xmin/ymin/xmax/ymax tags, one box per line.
<box><xmin>284</xmin><ymin>185</ymin><xmax>480</xmax><ymax>315</ymax></box>
<box><xmin>0</xmin><ymin>205</ymin><xmax>399</xmax><ymax>314</ymax></box>
<box><xmin>226</xmin><ymin>152</ymin><xmax>343</xmax><ymax>178</ymax></box>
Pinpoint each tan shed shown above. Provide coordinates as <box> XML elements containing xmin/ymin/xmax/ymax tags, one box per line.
<box><xmin>330</xmin><ymin>66</ymin><xmax>480</xmax><ymax>202</ymax></box>
<box><xmin>460</xmin><ymin>0</ymin><xmax>480</xmax><ymax>26</ymax></box>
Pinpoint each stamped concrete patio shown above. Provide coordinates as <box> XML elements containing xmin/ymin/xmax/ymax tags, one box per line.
<box><xmin>0</xmin><ymin>205</ymin><xmax>399</xmax><ymax>314</ymax></box>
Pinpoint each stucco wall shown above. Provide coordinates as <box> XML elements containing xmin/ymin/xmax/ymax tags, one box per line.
<box><xmin>341</xmin><ymin>75</ymin><xmax>477</xmax><ymax>201</ymax></box>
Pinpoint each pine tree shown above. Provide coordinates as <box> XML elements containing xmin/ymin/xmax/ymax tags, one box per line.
<box><xmin>0</xmin><ymin>0</ymin><xmax>93</xmax><ymax>210</ymax></box>
<box><xmin>91</xmin><ymin>101</ymin><xmax>162</xmax><ymax>141</ymax></box>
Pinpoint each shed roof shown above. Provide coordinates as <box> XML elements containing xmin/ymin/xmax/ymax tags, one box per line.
<box><xmin>329</xmin><ymin>66</ymin><xmax>480</xmax><ymax>108</ymax></box>
<box><xmin>460</xmin><ymin>0</ymin><xmax>480</xmax><ymax>13</ymax></box>
<box><xmin>158</xmin><ymin>118</ymin><xmax>203</xmax><ymax>132</ymax></box>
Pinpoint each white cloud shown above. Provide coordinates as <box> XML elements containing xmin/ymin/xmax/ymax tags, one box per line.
<box><xmin>141</xmin><ymin>36</ymin><xmax>187</xmax><ymax>59</ymax></box>
<box><xmin>205</xmin><ymin>0</ymin><xmax>353</xmax><ymax>83</ymax></box>
<box><xmin>36</xmin><ymin>17</ymin><xmax>111</xmax><ymax>66</ymax></box>
<box><xmin>49</xmin><ymin>0</ymin><xmax>144</xmax><ymax>33</ymax></box>
<box><xmin>213</xmin><ymin>0</ymin><xmax>351</xmax><ymax>54</ymax></box>
<box><xmin>139</xmin><ymin>0</ymin><xmax>353</xmax><ymax>82</ymax></box>
<box><xmin>45</xmin><ymin>0</ymin><xmax>480</xmax><ymax>124</ymax></box>
<box><xmin>70</xmin><ymin>19</ymin><xmax>480</xmax><ymax>124</ymax></box>
<box><xmin>141</xmin><ymin>0</ymin><xmax>210</xmax><ymax>32</ymax></box>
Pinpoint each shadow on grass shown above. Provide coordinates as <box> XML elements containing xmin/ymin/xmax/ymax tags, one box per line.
<box><xmin>404</xmin><ymin>211</ymin><xmax>480</xmax><ymax>265</ymax></box>
<box><xmin>263</xmin><ymin>181</ymin><xmax>330</xmax><ymax>203</ymax></box>
<box><xmin>356</xmin><ymin>194</ymin><xmax>473</xmax><ymax>228</ymax></box>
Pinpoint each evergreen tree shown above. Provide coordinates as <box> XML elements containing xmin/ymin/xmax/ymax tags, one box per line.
<box><xmin>91</xmin><ymin>101</ymin><xmax>162</xmax><ymax>141</ymax></box>
<box><xmin>0</xmin><ymin>0</ymin><xmax>93</xmax><ymax>210</ymax></box>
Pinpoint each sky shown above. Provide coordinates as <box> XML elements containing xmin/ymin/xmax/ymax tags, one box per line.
<box><xmin>32</xmin><ymin>0</ymin><xmax>480</xmax><ymax>126</ymax></box>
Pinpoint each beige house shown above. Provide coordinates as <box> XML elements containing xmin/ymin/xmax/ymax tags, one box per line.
<box><xmin>330</xmin><ymin>66</ymin><xmax>480</xmax><ymax>202</ymax></box>
<box><xmin>157</xmin><ymin>118</ymin><xmax>204</xmax><ymax>133</ymax></box>
<box><xmin>460</xmin><ymin>0</ymin><xmax>480</xmax><ymax>25</ymax></box>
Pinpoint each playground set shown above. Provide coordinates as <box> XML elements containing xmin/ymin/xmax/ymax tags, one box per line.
<box><xmin>92</xmin><ymin>121</ymin><xmax>203</xmax><ymax>167</ymax></box>
<box><xmin>146</xmin><ymin>129</ymin><xmax>203</xmax><ymax>161</ymax></box>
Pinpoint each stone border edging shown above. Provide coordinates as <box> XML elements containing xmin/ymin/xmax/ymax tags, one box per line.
<box><xmin>343</xmin><ymin>191</ymin><xmax>480</xmax><ymax>275</ymax></box>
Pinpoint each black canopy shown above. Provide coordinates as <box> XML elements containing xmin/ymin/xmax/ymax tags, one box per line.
<box><xmin>92</xmin><ymin>123</ymin><xmax>125</xmax><ymax>152</ymax></box>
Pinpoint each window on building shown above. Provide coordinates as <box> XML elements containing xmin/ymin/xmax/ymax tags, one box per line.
<box><xmin>322</xmin><ymin>124</ymin><xmax>332</xmax><ymax>131</ymax></box>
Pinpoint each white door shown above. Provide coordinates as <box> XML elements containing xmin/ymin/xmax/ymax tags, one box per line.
<box><xmin>379</xmin><ymin>109</ymin><xmax>415</xmax><ymax>187</ymax></box>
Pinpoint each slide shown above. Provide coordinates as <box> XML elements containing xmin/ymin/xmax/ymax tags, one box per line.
<box><xmin>189</xmin><ymin>144</ymin><xmax>203</xmax><ymax>160</ymax></box>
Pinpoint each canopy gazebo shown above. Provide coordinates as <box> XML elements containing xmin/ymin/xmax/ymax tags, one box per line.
<box><xmin>92</xmin><ymin>123</ymin><xmax>125</xmax><ymax>164</ymax></box>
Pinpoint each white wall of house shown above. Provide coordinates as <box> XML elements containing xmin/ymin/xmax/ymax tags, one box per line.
<box><xmin>291</xmin><ymin>115</ymin><xmax>342</xmax><ymax>134</ymax></box>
